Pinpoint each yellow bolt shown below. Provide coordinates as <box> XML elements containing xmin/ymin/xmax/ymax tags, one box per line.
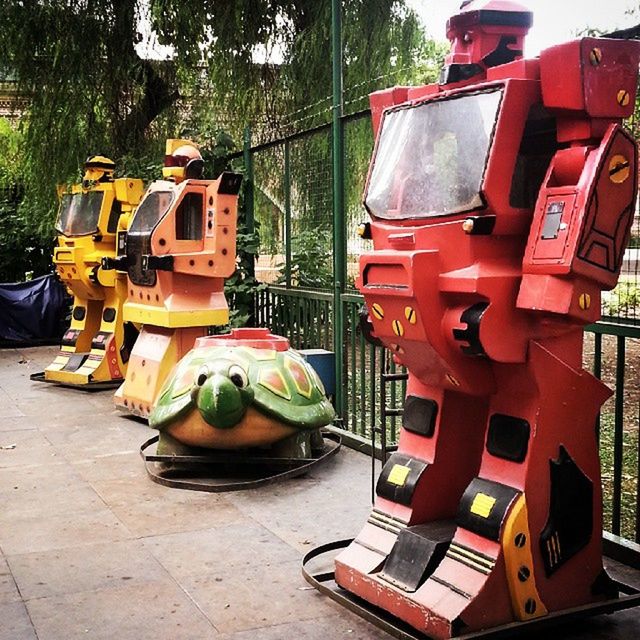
<box><xmin>404</xmin><ymin>306</ymin><xmax>417</xmax><ymax>324</ymax></box>
<box><xmin>617</xmin><ymin>89</ymin><xmax>630</xmax><ymax>107</ymax></box>
<box><xmin>446</xmin><ymin>373</ymin><xmax>461</xmax><ymax>387</ymax></box>
<box><xmin>392</xmin><ymin>319</ymin><xmax>405</xmax><ymax>337</ymax></box>
<box><xmin>357</xmin><ymin>223</ymin><xmax>367</xmax><ymax>238</ymax></box>
<box><xmin>609</xmin><ymin>154</ymin><xmax>630</xmax><ymax>184</ymax></box>
<box><xmin>371</xmin><ymin>303</ymin><xmax>384</xmax><ymax>320</ymax></box>
<box><xmin>579</xmin><ymin>293</ymin><xmax>591</xmax><ymax>310</ymax></box>
<box><xmin>589</xmin><ymin>47</ymin><xmax>602</xmax><ymax>66</ymax></box>
<box><xmin>462</xmin><ymin>219</ymin><xmax>475</xmax><ymax>234</ymax></box>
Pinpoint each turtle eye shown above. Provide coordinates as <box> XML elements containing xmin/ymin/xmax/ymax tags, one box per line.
<box><xmin>196</xmin><ymin>366</ymin><xmax>210</xmax><ymax>387</ymax></box>
<box><xmin>228</xmin><ymin>364</ymin><xmax>248</xmax><ymax>389</ymax></box>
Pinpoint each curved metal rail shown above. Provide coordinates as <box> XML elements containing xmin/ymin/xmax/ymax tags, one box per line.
<box><xmin>29</xmin><ymin>371</ymin><xmax>123</xmax><ymax>391</ymax></box>
<box><xmin>140</xmin><ymin>430</ymin><xmax>341</xmax><ymax>492</ymax></box>
<box><xmin>302</xmin><ymin>539</ymin><xmax>640</xmax><ymax>639</ymax></box>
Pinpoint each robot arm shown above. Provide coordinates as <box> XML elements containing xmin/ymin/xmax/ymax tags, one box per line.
<box><xmin>516</xmin><ymin>37</ymin><xmax>640</xmax><ymax>323</ymax></box>
<box><xmin>517</xmin><ymin>123</ymin><xmax>638</xmax><ymax>323</ymax></box>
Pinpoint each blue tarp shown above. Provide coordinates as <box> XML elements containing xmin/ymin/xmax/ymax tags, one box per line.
<box><xmin>0</xmin><ymin>274</ymin><xmax>69</xmax><ymax>344</ymax></box>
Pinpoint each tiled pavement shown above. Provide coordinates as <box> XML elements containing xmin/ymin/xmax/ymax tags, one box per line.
<box><xmin>0</xmin><ymin>346</ymin><xmax>639</xmax><ymax>639</ymax></box>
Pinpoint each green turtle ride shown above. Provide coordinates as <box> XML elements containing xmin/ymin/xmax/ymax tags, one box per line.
<box><xmin>149</xmin><ymin>328</ymin><xmax>335</xmax><ymax>458</ymax></box>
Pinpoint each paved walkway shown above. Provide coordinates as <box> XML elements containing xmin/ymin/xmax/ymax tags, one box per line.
<box><xmin>1</xmin><ymin>346</ymin><xmax>639</xmax><ymax>640</ymax></box>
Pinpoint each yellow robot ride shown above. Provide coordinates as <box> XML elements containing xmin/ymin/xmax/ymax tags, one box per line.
<box><xmin>41</xmin><ymin>156</ymin><xmax>144</xmax><ymax>387</ymax></box>
<box><xmin>110</xmin><ymin>139</ymin><xmax>242</xmax><ymax>418</ymax></box>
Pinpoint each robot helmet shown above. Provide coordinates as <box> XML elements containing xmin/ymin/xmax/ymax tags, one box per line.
<box><xmin>82</xmin><ymin>155</ymin><xmax>115</xmax><ymax>188</ymax></box>
<box><xmin>441</xmin><ymin>0</ymin><xmax>533</xmax><ymax>85</ymax></box>
<box><xmin>163</xmin><ymin>139</ymin><xmax>205</xmax><ymax>182</ymax></box>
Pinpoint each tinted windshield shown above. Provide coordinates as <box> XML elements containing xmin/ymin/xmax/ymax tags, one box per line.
<box><xmin>55</xmin><ymin>192</ymin><xmax>104</xmax><ymax>236</ymax></box>
<box><xmin>129</xmin><ymin>190</ymin><xmax>175</xmax><ymax>234</ymax></box>
<box><xmin>365</xmin><ymin>88</ymin><xmax>502</xmax><ymax>220</ymax></box>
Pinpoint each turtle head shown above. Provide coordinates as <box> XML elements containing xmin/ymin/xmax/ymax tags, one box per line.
<box><xmin>191</xmin><ymin>360</ymin><xmax>254</xmax><ymax>429</ymax></box>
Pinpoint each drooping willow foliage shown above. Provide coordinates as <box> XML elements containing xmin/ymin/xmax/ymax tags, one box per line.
<box><xmin>0</xmin><ymin>0</ymin><xmax>443</xmax><ymax>279</ymax></box>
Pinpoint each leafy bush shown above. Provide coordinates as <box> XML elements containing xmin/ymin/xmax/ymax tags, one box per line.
<box><xmin>0</xmin><ymin>119</ymin><xmax>54</xmax><ymax>282</ymax></box>
<box><xmin>603</xmin><ymin>282</ymin><xmax>640</xmax><ymax>318</ymax></box>
<box><xmin>276</xmin><ymin>228</ymin><xmax>333</xmax><ymax>290</ymax></box>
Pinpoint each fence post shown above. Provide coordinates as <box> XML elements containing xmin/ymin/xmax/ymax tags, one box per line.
<box><xmin>332</xmin><ymin>0</ymin><xmax>346</xmax><ymax>422</ymax></box>
<box><xmin>284</xmin><ymin>139</ymin><xmax>292</xmax><ymax>288</ymax></box>
<box><xmin>242</xmin><ymin>126</ymin><xmax>256</xmax><ymax>281</ymax></box>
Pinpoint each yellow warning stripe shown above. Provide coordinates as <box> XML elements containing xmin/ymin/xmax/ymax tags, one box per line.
<box><xmin>446</xmin><ymin>549</ymin><xmax>492</xmax><ymax>575</ymax></box>
<box><xmin>448</xmin><ymin>543</ymin><xmax>495</xmax><ymax>569</ymax></box>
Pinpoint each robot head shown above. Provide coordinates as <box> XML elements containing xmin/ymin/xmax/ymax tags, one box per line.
<box><xmin>163</xmin><ymin>138</ymin><xmax>205</xmax><ymax>183</ymax></box>
<box><xmin>441</xmin><ymin>0</ymin><xmax>533</xmax><ymax>85</ymax></box>
<box><xmin>82</xmin><ymin>155</ymin><xmax>115</xmax><ymax>188</ymax></box>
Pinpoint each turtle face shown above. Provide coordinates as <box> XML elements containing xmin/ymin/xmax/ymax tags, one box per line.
<box><xmin>192</xmin><ymin>359</ymin><xmax>255</xmax><ymax>429</ymax></box>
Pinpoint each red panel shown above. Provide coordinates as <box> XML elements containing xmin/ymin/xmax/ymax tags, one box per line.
<box><xmin>541</xmin><ymin>38</ymin><xmax>640</xmax><ymax>118</ymax></box>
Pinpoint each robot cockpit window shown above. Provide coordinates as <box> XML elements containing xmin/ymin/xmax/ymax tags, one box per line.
<box><xmin>129</xmin><ymin>190</ymin><xmax>175</xmax><ymax>236</ymax></box>
<box><xmin>175</xmin><ymin>192</ymin><xmax>204</xmax><ymax>241</ymax></box>
<box><xmin>365</xmin><ymin>88</ymin><xmax>502</xmax><ymax>220</ymax></box>
<box><xmin>127</xmin><ymin>190</ymin><xmax>175</xmax><ymax>287</ymax></box>
<box><xmin>55</xmin><ymin>191</ymin><xmax>104</xmax><ymax>236</ymax></box>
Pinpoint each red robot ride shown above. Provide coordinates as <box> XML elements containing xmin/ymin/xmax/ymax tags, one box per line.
<box><xmin>333</xmin><ymin>1</ymin><xmax>640</xmax><ymax>637</ymax></box>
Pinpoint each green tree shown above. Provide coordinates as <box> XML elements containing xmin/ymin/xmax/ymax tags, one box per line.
<box><xmin>0</xmin><ymin>0</ymin><xmax>442</xmax><ymax>284</ymax></box>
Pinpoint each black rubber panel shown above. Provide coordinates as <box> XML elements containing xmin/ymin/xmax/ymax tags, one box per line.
<box><xmin>465</xmin><ymin>215</ymin><xmax>496</xmax><ymax>235</ymax></box>
<box><xmin>61</xmin><ymin>329</ymin><xmax>81</xmax><ymax>347</ymax></box>
<box><xmin>440</xmin><ymin>63</ymin><xmax>484</xmax><ymax>84</ymax></box>
<box><xmin>457</xmin><ymin>477</ymin><xmax>520</xmax><ymax>542</ymax></box>
<box><xmin>72</xmin><ymin>306</ymin><xmax>86</xmax><ymax>321</ymax></box>
<box><xmin>486</xmin><ymin>414</ymin><xmax>530</xmax><ymax>463</ymax></box>
<box><xmin>85</xmin><ymin>159</ymin><xmax>115</xmax><ymax>171</ymax></box>
<box><xmin>107</xmin><ymin>200</ymin><xmax>122</xmax><ymax>234</ymax></box>
<box><xmin>185</xmin><ymin>158</ymin><xmax>204</xmax><ymax>179</ymax></box>
<box><xmin>217</xmin><ymin>172</ymin><xmax>243</xmax><ymax>195</ymax></box>
<box><xmin>358</xmin><ymin>304</ymin><xmax>384</xmax><ymax>348</ymax></box>
<box><xmin>380</xmin><ymin>520</ymin><xmax>456</xmax><ymax>592</ymax></box>
<box><xmin>102</xmin><ymin>307</ymin><xmax>116</xmax><ymax>323</ymax></box>
<box><xmin>540</xmin><ymin>446</ymin><xmax>593</xmax><ymax>576</ymax></box>
<box><xmin>120</xmin><ymin>322</ymin><xmax>139</xmax><ymax>365</ymax></box>
<box><xmin>61</xmin><ymin>353</ymin><xmax>89</xmax><ymax>372</ymax></box>
<box><xmin>475</xmin><ymin>10</ymin><xmax>533</xmax><ymax>28</ymax></box>
<box><xmin>127</xmin><ymin>229</ymin><xmax>156</xmax><ymax>287</ymax></box>
<box><xmin>90</xmin><ymin>331</ymin><xmax>111</xmax><ymax>351</ymax></box>
<box><xmin>376</xmin><ymin>453</ymin><xmax>429</xmax><ymax>507</ymax></box>
<box><xmin>483</xmin><ymin>36</ymin><xmax>523</xmax><ymax>67</ymax></box>
<box><xmin>403</xmin><ymin>396</ymin><xmax>438</xmax><ymax>438</ymax></box>
<box><xmin>453</xmin><ymin>303</ymin><xmax>489</xmax><ymax>356</ymax></box>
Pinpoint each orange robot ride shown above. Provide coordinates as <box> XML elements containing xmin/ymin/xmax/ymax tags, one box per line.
<box><xmin>106</xmin><ymin>139</ymin><xmax>242</xmax><ymax>418</ymax></box>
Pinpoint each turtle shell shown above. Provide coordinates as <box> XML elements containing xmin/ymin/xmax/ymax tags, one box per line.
<box><xmin>150</xmin><ymin>345</ymin><xmax>335</xmax><ymax>431</ymax></box>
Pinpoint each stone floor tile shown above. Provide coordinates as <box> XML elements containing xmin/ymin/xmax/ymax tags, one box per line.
<box><xmin>45</xmin><ymin>419</ymin><xmax>148</xmax><ymax>462</ymax></box>
<box><xmin>0</xmin><ymin>506</ymin><xmax>131</xmax><ymax>555</ymax></box>
<box><xmin>91</xmin><ymin>476</ymin><xmax>247</xmax><ymax>537</ymax></box>
<box><xmin>7</xmin><ymin>539</ymin><xmax>170</xmax><ymax>600</ymax></box>
<box><xmin>71</xmin><ymin>449</ymin><xmax>144</xmax><ymax>482</ymax></box>
<box><xmin>26</xmin><ymin>580</ymin><xmax>220</xmax><ymax>640</ymax></box>
<box><xmin>219</xmin><ymin>610</ymin><xmax>394</xmax><ymax>640</ymax></box>
<box><xmin>0</xmin><ymin>429</ymin><xmax>61</xmax><ymax>469</ymax></box>
<box><xmin>0</xmin><ymin>345</ymin><xmax>639</xmax><ymax>640</ymax></box>
<box><xmin>0</xmin><ymin>466</ymin><xmax>104</xmax><ymax>522</ymax></box>
<box><xmin>144</xmin><ymin>521</ymin><xmax>299</xmax><ymax>581</ymax></box>
<box><xmin>225</xmin><ymin>448</ymin><xmax>373</xmax><ymax>551</ymax></box>
<box><xmin>0</xmin><ymin>601</ymin><xmax>38</xmax><ymax>640</ymax></box>
<box><xmin>0</xmin><ymin>555</ymin><xmax>20</xmax><ymax>605</ymax></box>
<box><xmin>179</xmin><ymin>560</ymin><xmax>338</xmax><ymax>634</ymax></box>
